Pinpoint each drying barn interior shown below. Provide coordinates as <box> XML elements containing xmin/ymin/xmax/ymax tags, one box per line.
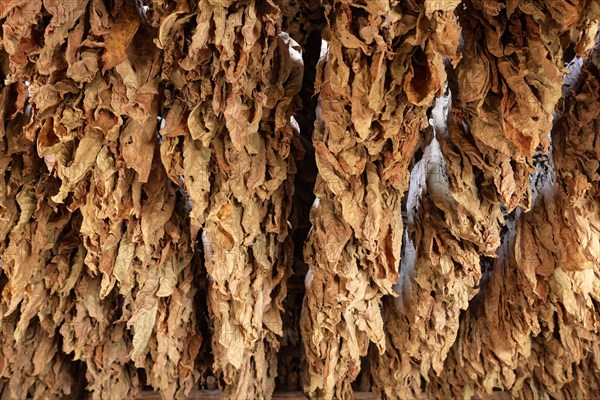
<box><xmin>0</xmin><ymin>0</ymin><xmax>599</xmax><ymax>399</ymax></box>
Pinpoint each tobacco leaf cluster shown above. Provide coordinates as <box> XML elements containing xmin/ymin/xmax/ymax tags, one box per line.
<box><xmin>0</xmin><ymin>0</ymin><xmax>599</xmax><ymax>399</ymax></box>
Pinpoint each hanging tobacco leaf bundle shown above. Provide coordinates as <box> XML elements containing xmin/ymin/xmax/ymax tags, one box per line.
<box><xmin>451</xmin><ymin>0</ymin><xmax>597</xmax><ymax>211</ymax></box>
<box><xmin>0</xmin><ymin>73</ymin><xmax>80</xmax><ymax>398</ymax></box>
<box><xmin>155</xmin><ymin>1</ymin><xmax>305</xmax><ymax>397</ymax></box>
<box><xmin>1</xmin><ymin>1</ymin><xmax>202</xmax><ymax>398</ymax></box>
<box><xmin>300</xmin><ymin>0</ymin><xmax>461</xmax><ymax>397</ymax></box>
<box><xmin>369</xmin><ymin>95</ymin><xmax>504</xmax><ymax>399</ymax></box>
<box><xmin>370</xmin><ymin>1</ymin><xmax>599</xmax><ymax>398</ymax></box>
<box><xmin>424</xmin><ymin>36</ymin><xmax>600</xmax><ymax>400</ymax></box>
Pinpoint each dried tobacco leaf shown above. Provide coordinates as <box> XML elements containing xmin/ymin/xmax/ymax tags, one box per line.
<box><xmin>370</xmin><ymin>95</ymin><xmax>504</xmax><ymax>399</ymax></box>
<box><xmin>300</xmin><ymin>0</ymin><xmax>461</xmax><ymax>397</ymax></box>
<box><xmin>201</xmin><ymin>25</ymin><xmax>303</xmax><ymax>400</ymax></box>
<box><xmin>370</xmin><ymin>2</ymin><xmax>599</xmax><ymax>397</ymax></box>
<box><xmin>425</xmin><ymin>37</ymin><xmax>600</xmax><ymax>400</ymax></box>
<box><xmin>1</xmin><ymin>2</ymin><xmax>203</xmax><ymax>399</ymax></box>
<box><xmin>156</xmin><ymin>1</ymin><xmax>304</xmax><ymax>397</ymax></box>
<box><xmin>451</xmin><ymin>0</ymin><xmax>596</xmax><ymax>212</ymax></box>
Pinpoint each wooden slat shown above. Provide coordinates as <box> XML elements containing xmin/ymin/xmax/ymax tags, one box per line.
<box><xmin>137</xmin><ymin>391</ymin><xmax>377</xmax><ymax>400</ymax></box>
